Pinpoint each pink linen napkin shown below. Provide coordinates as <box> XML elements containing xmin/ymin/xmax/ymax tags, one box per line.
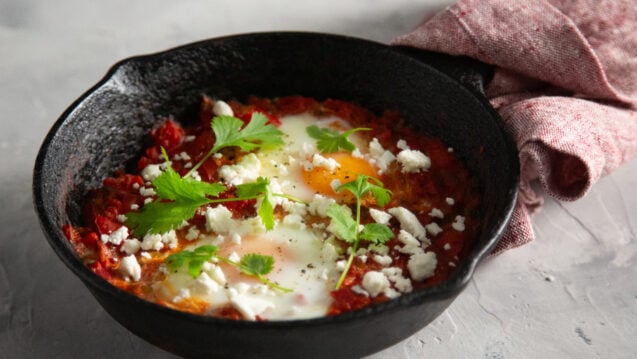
<box><xmin>393</xmin><ymin>0</ymin><xmax>637</xmax><ymax>253</ymax></box>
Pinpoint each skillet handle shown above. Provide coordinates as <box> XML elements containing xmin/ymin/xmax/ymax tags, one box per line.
<box><xmin>393</xmin><ymin>46</ymin><xmax>494</xmax><ymax>96</ymax></box>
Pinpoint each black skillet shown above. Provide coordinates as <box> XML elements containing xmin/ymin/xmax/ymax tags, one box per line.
<box><xmin>33</xmin><ymin>32</ymin><xmax>519</xmax><ymax>359</ymax></box>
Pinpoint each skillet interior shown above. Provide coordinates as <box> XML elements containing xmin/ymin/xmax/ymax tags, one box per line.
<box><xmin>34</xmin><ymin>32</ymin><xmax>518</xmax><ymax>359</ymax></box>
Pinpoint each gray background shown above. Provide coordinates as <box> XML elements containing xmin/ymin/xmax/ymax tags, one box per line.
<box><xmin>2</xmin><ymin>0</ymin><xmax>636</xmax><ymax>358</ymax></box>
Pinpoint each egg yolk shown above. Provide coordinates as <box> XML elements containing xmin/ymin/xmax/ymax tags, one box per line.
<box><xmin>302</xmin><ymin>153</ymin><xmax>378</xmax><ymax>201</ymax></box>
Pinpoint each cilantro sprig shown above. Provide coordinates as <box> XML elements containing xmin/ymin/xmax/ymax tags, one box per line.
<box><xmin>306</xmin><ymin>125</ymin><xmax>370</xmax><ymax>153</ymax></box>
<box><xmin>186</xmin><ymin>113</ymin><xmax>284</xmax><ymax>176</ymax></box>
<box><xmin>165</xmin><ymin>245</ymin><xmax>291</xmax><ymax>292</ymax></box>
<box><xmin>126</xmin><ymin>112</ymin><xmax>286</xmax><ymax>237</ymax></box>
<box><xmin>327</xmin><ymin>175</ymin><xmax>394</xmax><ymax>289</ymax></box>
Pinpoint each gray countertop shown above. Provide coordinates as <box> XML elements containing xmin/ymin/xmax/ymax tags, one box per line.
<box><xmin>1</xmin><ymin>1</ymin><xmax>636</xmax><ymax>358</ymax></box>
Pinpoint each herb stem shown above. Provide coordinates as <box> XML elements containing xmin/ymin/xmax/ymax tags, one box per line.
<box><xmin>335</xmin><ymin>198</ymin><xmax>362</xmax><ymax>290</ymax></box>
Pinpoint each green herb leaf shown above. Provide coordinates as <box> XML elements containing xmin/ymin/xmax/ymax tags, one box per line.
<box><xmin>329</xmin><ymin>174</ymin><xmax>394</xmax><ymax>289</ymax></box>
<box><xmin>306</xmin><ymin>125</ymin><xmax>370</xmax><ymax>153</ymax></box>
<box><xmin>236</xmin><ymin>177</ymin><xmax>275</xmax><ymax>230</ymax></box>
<box><xmin>336</xmin><ymin>175</ymin><xmax>392</xmax><ymax>207</ymax></box>
<box><xmin>239</xmin><ymin>253</ymin><xmax>275</xmax><ymax>276</ymax></box>
<box><xmin>326</xmin><ymin>204</ymin><xmax>358</xmax><ymax>243</ymax></box>
<box><xmin>359</xmin><ymin>223</ymin><xmax>393</xmax><ymax>245</ymax></box>
<box><xmin>165</xmin><ymin>245</ymin><xmax>219</xmax><ymax>278</ymax></box>
<box><xmin>211</xmin><ymin>113</ymin><xmax>284</xmax><ymax>153</ymax></box>
<box><xmin>125</xmin><ymin>150</ymin><xmax>225</xmax><ymax>237</ymax></box>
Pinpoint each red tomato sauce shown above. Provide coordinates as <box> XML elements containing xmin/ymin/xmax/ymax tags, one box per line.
<box><xmin>64</xmin><ymin>96</ymin><xmax>481</xmax><ymax>319</ymax></box>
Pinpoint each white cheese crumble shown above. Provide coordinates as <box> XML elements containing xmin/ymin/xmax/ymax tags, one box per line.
<box><xmin>100</xmin><ymin>226</ymin><xmax>129</xmax><ymax>245</ymax></box>
<box><xmin>425</xmin><ymin>222</ymin><xmax>443</xmax><ymax>236</ymax></box>
<box><xmin>185</xmin><ymin>226</ymin><xmax>200</xmax><ymax>241</ymax></box>
<box><xmin>397</xmin><ymin>230</ymin><xmax>419</xmax><ymax>247</ymax></box>
<box><xmin>388</xmin><ymin>207</ymin><xmax>427</xmax><ymax>240</ymax></box>
<box><xmin>193</xmin><ymin>272</ymin><xmax>220</xmax><ymax>294</ymax></box>
<box><xmin>139</xmin><ymin>186</ymin><xmax>156</xmax><ymax>197</ymax></box>
<box><xmin>307</xmin><ymin>194</ymin><xmax>336</xmax><ymax>217</ymax></box>
<box><xmin>120</xmin><ymin>238</ymin><xmax>141</xmax><ymax>255</ymax></box>
<box><xmin>372</xmin><ymin>254</ymin><xmax>393</xmax><ymax>266</ymax></box>
<box><xmin>218</xmin><ymin>153</ymin><xmax>262</xmax><ymax>185</ymax></box>
<box><xmin>120</xmin><ymin>255</ymin><xmax>141</xmax><ymax>281</ymax></box>
<box><xmin>396</xmin><ymin>139</ymin><xmax>410</xmax><ymax>150</ymax></box>
<box><xmin>428</xmin><ymin>208</ymin><xmax>444</xmax><ymax>219</ymax></box>
<box><xmin>369</xmin><ymin>208</ymin><xmax>392</xmax><ymax>225</ymax></box>
<box><xmin>141</xmin><ymin>233</ymin><xmax>164</xmax><ymax>251</ymax></box>
<box><xmin>141</xmin><ymin>164</ymin><xmax>163</xmax><ymax>182</ymax></box>
<box><xmin>397</xmin><ymin>149</ymin><xmax>431</xmax><ymax>173</ymax></box>
<box><xmin>228</xmin><ymin>290</ymin><xmax>274</xmax><ymax>321</ymax></box>
<box><xmin>311</xmin><ymin>153</ymin><xmax>340</xmax><ymax>170</ymax></box>
<box><xmin>213</xmin><ymin>100</ymin><xmax>234</xmax><ymax>116</ymax></box>
<box><xmin>361</xmin><ymin>271</ymin><xmax>390</xmax><ymax>297</ymax></box>
<box><xmin>452</xmin><ymin>215</ymin><xmax>466</xmax><ymax>232</ymax></box>
<box><xmin>116</xmin><ymin>214</ymin><xmax>127</xmax><ymax>223</ymax></box>
<box><xmin>407</xmin><ymin>252</ymin><xmax>437</xmax><ymax>281</ymax></box>
<box><xmin>446</xmin><ymin>197</ymin><xmax>455</xmax><ymax>205</ymax></box>
<box><xmin>130</xmin><ymin>204</ymin><xmax>139</xmax><ymax>211</ymax></box>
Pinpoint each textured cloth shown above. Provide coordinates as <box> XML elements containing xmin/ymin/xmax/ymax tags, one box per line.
<box><xmin>393</xmin><ymin>0</ymin><xmax>637</xmax><ymax>253</ymax></box>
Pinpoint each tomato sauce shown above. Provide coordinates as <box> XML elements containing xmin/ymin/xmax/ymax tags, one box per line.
<box><xmin>64</xmin><ymin>96</ymin><xmax>481</xmax><ymax>319</ymax></box>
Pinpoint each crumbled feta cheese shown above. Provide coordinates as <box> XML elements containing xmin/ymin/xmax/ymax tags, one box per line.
<box><xmin>396</xmin><ymin>139</ymin><xmax>410</xmax><ymax>150</ymax></box>
<box><xmin>311</xmin><ymin>153</ymin><xmax>340</xmax><ymax>170</ymax></box>
<box><xmin>228</xmin><ymin>291</ymin><xmax>274</xmax><ymax>321</ymax></box>
<box><xmin>361</xmin><ymin>271</ymin><xmax>390</xmax><ymax>297</ymax></box>
<box><xmin>443</xmin><ymin>243</ymin><xmax>451</xmax><ymax>250</ymax></box>
<box><xmin>375</xmin><ymin>150</ymin><xmax>397</xmax><ymax>174</ymax></box>
<box><xmin>185</xmin><ymin>226</ymin><xmax>200</xmax><ymax>241</ymax></box>
<box><xmin>358</xmin><ymin>254</ymin><xmax>368</xmax><ymax>263</ymax></box>
<box><xmin>283</xmin><ymin>214</ymin><xmax>306</xmax><ymax>230</ymax></box>
<box><xmin>308</xmin><ymin>194</ymin><xmax>336</xmax><ymax>217</ymax></box>
<box><xmin>190</xmin><ymin>171</ymin><xmax>202</xmax><ymax>182</ymax></box>
<box><xmin>141</xmin><ymin>233</ymin><xmax>164</xmax><ymax>251</ymax></box>
<box><xmin>335</xmin><ymin>260</ymin><xmax>347</xmax><ymax>271</ymax></box>
<box><xmin>193</xmin><ymin>272</ymin><xmax>220</xmax><ymax>294</ymax></box>
<box><xmin>373</xmin><ymin>254</ymin><xmax>393</xmax><ymax>266</ymax></box>
<box><xmin>369</xmin><ymin>208</ymin><xmax>391</xmax><ymax>225</ymax></box>
<box><xmin>449</xmin><ymin>261</ymin><xmax>456</xmax><ymax>267</ymax></box>
<box><xmin>144</xmin><ymin>198</ymin><xmax>153</xmax><ymax>204</ymax></box>
<box><xmin>388</xmin><ymin>207</ymin><xmax>427</xmax><ymax>240</ymax></box>
<box><xmin>225</xmin><ymin>233</ymin><xmax>239</xmax><ymax>245</ymax></box>
<box><xmin>208</xmin><ymin>264</ymin><xmax>226</xmax><ymax>285</ymax></box>
<box><xmin>218</xmin><ymin>153</ymin><xmax>261</xmax><ymax>185</ymax></box>
<box><xmin>446</xmin><ymin>197</ymin><xmax>455</xmax><ymax>205</ymax></box>
<box><xmin>368</xmin><ymin>138</ymin><xmax>385</xmax><ymax>158</ymax></box>
<box><xmin>100</xmin><ymin>226</ymin><xmax>129</xmax><ymax>245</ymax></box>
<box><xmin>352</xmin><ymin>148</ymin><xmax>364</xmax><ymax>158</ymax></box>
<box><xmin>160</xmin><ymin>230</ymin><xmax>178</xmax><ymax>249</ymax></box>
<box><xmin>140</xmin><ymin>251</ymin><xmax>151</xmax><ymax>259</ymax></box>
<box><xmin>213</xmin><ymin>100</ymin><xmax>234</xmax><ymax>116</ymax></box>
<box><xmin>425</xmin><ymin>222</ymin><xmax>443</xmax><ymax>236</ymax></box>
<box><xmin>382</xmin><ymin>267</ymin><xmax>412</xmax><ymax>293</ymax></box>
<box><xmin>228</xmin><ymin>251</ymin><xmax>241</xmax><ymax>263</ymax></box>
<box><xmin>397</xmin><ymin>149</ymin><xmax>431</xmax><ymax>173</ymax></box>
<box><xmin>398</xmin><ymin>230</ymin><xmax>419</xmax><ymax>247</ymax></box>
<box><xmin>184</xmin><ymin>135</ymin><xmax>196</xmax><ymax>142</ymax></box>
<box><xmin>368</xmin><ymin>244</ymin><xmax>389</xmax><ymax>255</ymax></box>
<box><xmin>429</xmin><ymin>208</ymin><xmax>444</xmax><ymax>219</ymax></box>
<box><xmin>116</xmin><ymin>214</ymin><xmax>127</xmax><ymax>223</ymax></box>
<box><xmin>120</xmin><ymin>255</ymin><xmax>141</xmax><ymax>281</ymax></box>
<box><xmin>130</xmin><ymin>204</ymin><xmax>139</xmax><ymax>210</ymax></box>
<box><xmin>120</xmin><ymin>238</ymin><xmax>141</xmax><ymax>255</ymax></box>
<box><xmin>141</xmin><ymin>164</ymin><xmax>163</xmax><ymax>182</ymax></box>
<box><xmin>281</xmin><ymin>198</ymin><xmax>308</xmax><ymax>216</ymax></box>
<box><xmin>407</xmin><ymin>252</ymin><xmax>437</xmax><ymax>281</ymax></box>
<box><xmin>452</xmin><ymin>215</ymin><xmax>466</xmax><ymax>232</ymax></box>
<box><xmin>139</xmin><ymin>186</ymin><xmax>156</xmax><ymax>197</ymax></box>
<box><xmin>205</xmin><ymin>205</ymin><xmax>235</xmax><ymax>233</ymax></box>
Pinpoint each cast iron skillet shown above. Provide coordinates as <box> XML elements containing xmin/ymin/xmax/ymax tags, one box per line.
<box><xmin>33</xmin><ymin>32</ymin><xmax>519</xmax><ymax>359</ymax></box>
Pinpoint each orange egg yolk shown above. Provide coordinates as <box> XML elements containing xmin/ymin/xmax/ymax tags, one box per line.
<box><xmin>302</xmin><ymin>152</ymin><xmax>378</xmax><ymax>201</ymax></box>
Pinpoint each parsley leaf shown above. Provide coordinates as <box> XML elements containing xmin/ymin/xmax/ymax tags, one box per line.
<box><xmin>165</xmin><ymin>246</ymin><xmax>291</xmax><ymax>292</ymax></box>
<box><xmin>165</xmin><ymin>245</ymin><xmax>219</xmax><ymax>278</ymax></box>
<box><xmin>326</xmin><ymin>204</ymin><xmax>358</xmax><ymax>243</ymax></box>
<box><xmin>186</xmin><ymin>113</ymin><xmax>284</xmax><ymax>176</ymax></box>
<box><xmin>126</xmin><ymin>149</ymin><xmax>225</xmax><ymax>237</ymax></box>
<box><xmin>306</xmin><ymin>125</ymin><xmax>370</xmax><ymax>153</ymax></box>
<box><xmin>328</xmin><ymin>175</ymin><xmax>394</xmax><ymax>289</ymax></box>
<box><xmin>236</xmin><ymin>177</ymin><xmax>275</xmax><ymax>230</ymax></box>
<box><xmin>239</xmin><ymin>253</ymin><xmax>275</xmax><ymax>276</ymax></box>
